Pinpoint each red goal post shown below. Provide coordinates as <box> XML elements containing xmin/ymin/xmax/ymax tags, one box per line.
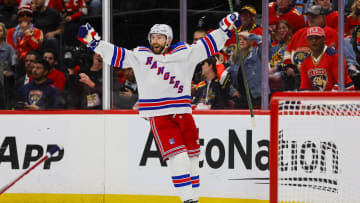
<box><xmin>269</xmin><ymin>91</ymin><xmax>360</xmax><ymax>203</ymax></box>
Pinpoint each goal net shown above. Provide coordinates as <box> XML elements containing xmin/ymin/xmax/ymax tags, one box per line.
<box><xmin>270</xmin><ymin>92</ymin><xmax>360</xmax><ymax>203</ymax></box>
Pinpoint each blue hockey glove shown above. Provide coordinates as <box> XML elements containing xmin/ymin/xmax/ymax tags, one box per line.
<box><xmin>77</xmin><ymin>23</ymin><xmax>101</xmax><ymax>51</ymax></box>
<box><xmin>219</xmin><ymin>12</ymin><xmax>241</xmax><ymax>38</ymax></box>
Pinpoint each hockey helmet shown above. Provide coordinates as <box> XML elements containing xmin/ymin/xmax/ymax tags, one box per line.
<box><xmin>147</xmin><ymin>24</ymin><xmax>173</xmax><ymax>46</ymax></box>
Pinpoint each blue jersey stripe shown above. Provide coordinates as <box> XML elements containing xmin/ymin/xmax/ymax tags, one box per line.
<box><xmin>200</xmin><ymin>38</ymin><xmax>211</xmax><ymax>57</ymax></box>
<box><xmin>171</xmin><ymin>47</ymin><xmax>187</xmax><ymax>54</ymax></box>
<box><xmin>174</xmin><ymin>182</ymin><xmax>192</xmax><ymax>188</ymax></box>
<box><xmin>192</xmin><ymin>183</ymin><xmax>200</xmax><ymax>188</ymax></box>
<box><xmin>111</xmin><ymin>46</ymin><xmax>118</xmax><ymax>67</ymax></box>
<box><xmin>172</xmin><ymin>174</ymin><xmax>190</xmax><ymax>180</ymax></box>
<box><xmin>139</xmin><ymin>103</ymin><xmax>191</xmax><ymax>111</ymax></box>
<box><xmin>191</xmin><ymin>176</ymin><xmax>199</xmax><ymax>180</ymax></box>
<box><xmin>139</xmin><ymin>95</ymin><xmax>191</xmax><ymax>103</ymax></box>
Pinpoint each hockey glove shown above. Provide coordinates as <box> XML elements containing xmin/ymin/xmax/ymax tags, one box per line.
<box><xmin>77</xmin><ymin>23</ymin><xmax>101</xmax><ymax>51</ymax></box>
<box><xmin>219</xmin><ymin>12</ymin><xmax>241</xmax><ymax>38</ymax></box>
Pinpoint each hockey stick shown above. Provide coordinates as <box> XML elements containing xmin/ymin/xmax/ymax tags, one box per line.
<box><xmin>0</xmin><ymin>144</ymin><xmax>63</xmax><ymax>195</ymax></box>
<box><xmin>227</xmin><ymin>0</ymin><xmax>256</xmax><ymax>127</ymax></box>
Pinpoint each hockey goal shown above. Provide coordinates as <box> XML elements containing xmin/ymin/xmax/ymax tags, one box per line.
<box><xmin>270</xmin><ymin>92</ymin><xmax>360</xmax><ymax>203</ymax></box>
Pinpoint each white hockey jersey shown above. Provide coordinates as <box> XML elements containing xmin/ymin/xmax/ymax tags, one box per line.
<box><xmin>94</xmin><ymin>29</ymin><xmax>229</xmax><ymax>117</ymax></box>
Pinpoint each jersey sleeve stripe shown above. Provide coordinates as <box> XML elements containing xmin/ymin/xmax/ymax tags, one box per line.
<box><xmin>200</xmin><ymin>38</ymin><xmax>211</xmax><ymax>57</ymax></box>
<box><xmin>114</xmin><ymin>47</ymin><xmax>122</xmax><ymax>67</ymax></box>
<box><xmin>204</xmin><ymin>36</ymin><xmax>216</xmax><ymax>55</ymax></box>
<box><xmin>119</xmin><ymin>47</ymin><xmax>125</xmax><ymax>68</ymax></box>
<box><xmin>207</xmin><ymin>34</ymin><xmax>218</xmax><ymax>53</ymax></box>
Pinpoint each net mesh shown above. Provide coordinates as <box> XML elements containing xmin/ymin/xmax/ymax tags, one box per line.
<box><xmin>276</xmin><ymin>99</ymin><xmax>360</xmax><ymax>203</ymax></box>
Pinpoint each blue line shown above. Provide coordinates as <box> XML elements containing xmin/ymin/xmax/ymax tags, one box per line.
<box><xmin>139</xmin><ymin>95</ymin><xmax>191</xmax><ymax>103</ymax></box>
<box><xmin>200</xmin><ymin>38</ymin><xmax>211</xmax><ymax>57</ymax></box>
<box><xmin>139</xmin><ymin>103</ymin><xmax>191</xmax><ymax>111</ymax></box>
<box><xmin>174</xmin><ymin>182</ymin><xmax>192</xmax><ymax>188</ymax></box>
<box><xmin>111</xmin><ymin>46</ymin><xmax>118</xmax><ymax>67</ymax></box>
<box><xmin>192</xmin><ymin>183</ymin><xmax>200</xmax><ymax>188</ymax></box>
<box><xmin>191</xmin><ymin>176</ymin><xmax>199</xmax><ymax>180</ymax></box>
<box><xmin>172</xmin><ymin>174</ymin><xmax>190</xmax><ymax>180</ymax></box>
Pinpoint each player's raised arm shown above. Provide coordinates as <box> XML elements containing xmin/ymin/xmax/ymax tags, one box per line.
<box><xmin>77</xmin><ymin>23</ymin><xmax>136</xmax><ymax>69</ymax></box>
<box><xmin>189</xmin><ymin>12</ymin><xmax>240</xmax><ymax>63</ymax></box>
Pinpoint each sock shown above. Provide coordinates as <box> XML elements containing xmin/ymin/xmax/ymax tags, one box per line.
<box><xmin>189</xmin><ymin>156</ymin><xmax>200</xmax><ymax>201</ymax></box>
<box><xmin>168</xmin><ymin>152</ymin><xmax>194</xmax><ymax>201</ymax></box>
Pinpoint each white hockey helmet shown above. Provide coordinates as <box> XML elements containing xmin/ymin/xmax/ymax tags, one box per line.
<box><xmin>147</xmin><ymin>24</ymin><xmax>173</xmax><ymax>47</ymax></box>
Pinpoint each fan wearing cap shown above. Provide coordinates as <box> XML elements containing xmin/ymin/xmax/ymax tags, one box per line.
<box><xmin>281</xmin><ymin>5</ymin><xmax>338</xmax><ymax>90</ymax></box>
<box><xmin>6</xmin><ymin>5</ymin><xmax>43</xmax><ymax>59</ymax></box>
<box><xmin>299</xmin><ymin>27</ymin><xmax>355</xmax><ymax>91</ymax></box>
<box><xmin>313</xmin><ymin>0</ymin><xmax>338</xmax><ymax>30</ymax></box>
<box><xmin>225</xmin><ymin>4</ymin><xmax>262</xmax><ymax>47</ymax></box>
<box><xmin>269</xmin><ymin>0</ymin><xmax>305</xmax><ymax>33</ymax></box>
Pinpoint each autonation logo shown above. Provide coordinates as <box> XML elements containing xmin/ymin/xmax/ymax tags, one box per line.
<box><xmin>278</xmin><ymin>130</ymin><xmax>339</xmax><ymax>193</ymax></box>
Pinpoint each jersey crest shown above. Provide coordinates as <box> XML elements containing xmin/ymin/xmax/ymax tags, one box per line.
<box><xmin>292</xmin><ymin>47</ymin><xmax>311</xmax><ymax>64</ymax></box>
<box><xmin>307</xmin><ymin>68</ymin><xmax>328</xmax><ymax>91</ymax></box>
<box><xmin>28</xmin><ymin>90</ymin><xmax>43</xmax><ymax>105</ymax></box>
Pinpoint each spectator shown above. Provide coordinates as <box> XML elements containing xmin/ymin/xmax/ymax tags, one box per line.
<box><xmin>192</xmin><ymin>56</ymin><xmax>230</xmax><ymax>109</ymax></box>
<box><xmin>269</xmin><ymin>20</ymin><xmax>292</xmax><ymax>91</ymax></box>
<box><xmin>0</xmin><ymin>0</ymin><xmax>18</xmax><ymax>29</ymax></box>
<box><xmin>61</xmin><ymin>0</ymin><xmax>88</xmax><ymax>46</ymax></box>
<box><xmin>31</xmin><ymin>0</ymin><xmax>63</xmax><ymax>54</ymax></box>
<box><xmin>69</xmin><ymin>53</ymin><xmax>103</xmax><ymax>109</ymax></box>
<box><xmin>14</xmin><ymin>50</ymin><xmax>39</xmax><ymax>90</ymax></box>
<box><xmin>39</xmin><ymin>49</ymin><xmax>66</xmax><ymax>92</ymax></box>
<box><xmin>345</xmin><ymin>0</ymin><xmax>360</xmax><ymax>36</ymax></box>
<box><xmin>114</xmin><ymin>67</ymin><xmax>138</xmax><ymax>109</ymax></box>
<box><xmin>191</xmin><ymin>28</ymin><xmax>208</xmax><ymax>94</ymax></box>
<box><xmin>0</xmin><ymin>22</ymin><xmax>16</xmax><ymax>79</ymax></box>
<box><xmin>282</xmin><ymin>5</ymin><xmax>338</xmax><ymax>90</ymax></box>
<box><xmin>228</xmin><ymin>32</ymin><xmax>262</xmax><ymax>109</ymax></box>
<box><xmin>299</xmin><ymin>27</ymin><xmax>355</xmax><ymax>91</ymax></box>
<box><xmin>15</xmin><ymin>58</ymin><xmax>63</xmax><ymax>109</ymax></box>
<box><xmin>0</xmin><ymin>22</ymin><xmax>16</xmax><ymax>109</ymax></box>
<box><xmin>86</xmin><ymin>0</ymin><xmax>101</xmax><ymax>16</ymax></box>
<box><xmin>192</xmin><ymin>28</ymin><xmax>207</xmax><ymax>44</ymax></box>
<box><xmin>225</xmin><ymin>4</ymin><xmax>262</xmax><ymax>47</ymax></box>
<box><xmin>7</xmin><ymin>4</ymin><xmax>44</xmax><ymax>60</ymax></box>
<box><xmin>313</xmin><ymin>0</ymin><xmax>338</xmax><ymax>30</ymax></box>
<box><xmin>269</xmin><ymin>0</ymin><xmax>305</xmax><ymax>33</ymax></box>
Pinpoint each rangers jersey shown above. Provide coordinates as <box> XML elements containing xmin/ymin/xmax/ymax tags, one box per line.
<box><xmin>299</xmin><ymin>46</ymin><xmax>355</xmax><ymax>91</ymax></box>
<box><xmin>94</xmin><ymin>29</ymin><xmax>229</xmax><ymax>117</ymax></box>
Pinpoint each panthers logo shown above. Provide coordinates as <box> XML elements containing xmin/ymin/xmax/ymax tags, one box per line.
<box><xmin>28</xmin><ymin>90</ymin><xmax>43</xmax><ymax>105</ymax></box>
<box><xmin>293</xmin><ymin>51</ymin><xmax>310</xmax><ymax>65</ymax></box>
<box><xmin>307</xmin><ymin>68</ymin><xmax>328</xmax><ymax>91</ymax></box>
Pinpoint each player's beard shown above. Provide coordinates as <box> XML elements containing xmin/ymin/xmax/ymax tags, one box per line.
<box><xmin>151</xmin><ymin>43</ymin><xmax>166</xmax><ymax>54</ymax></box>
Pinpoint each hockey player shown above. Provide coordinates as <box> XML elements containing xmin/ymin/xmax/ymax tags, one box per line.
<box><xmin>299</xmin><ymin>26</ymin><xmax>355</xmax><ymax>91</ymax></box>
<box><xmin>77</xmin><ymin>13</ymin><xmax>240</xmax><ymax>203</ymax></box>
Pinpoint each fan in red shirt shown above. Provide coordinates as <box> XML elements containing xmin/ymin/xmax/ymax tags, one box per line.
<box><xmin>345</xmin><ymin>0</ymin><xmax>360</xmax><ymax>36</ymax></box>
<box><xmin>283</xmin><ymin>5</ymin><xmax>338</xmax><ymax>74</ymax></box>
<box><xmin>269</xmin><ymin>0</ymin><xmax>305</xmax><ymax>33</ymax></box>
<box><xmin>299</xmin><ymin>27</ymin><xmax>355</xmax><ymax>91</ymax></box>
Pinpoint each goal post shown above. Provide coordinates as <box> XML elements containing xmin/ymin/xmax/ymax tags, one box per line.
<box><xmin>270</xmin><ymin>91</ymin><xmax>360</xmax><ymax>203</ymax></box>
